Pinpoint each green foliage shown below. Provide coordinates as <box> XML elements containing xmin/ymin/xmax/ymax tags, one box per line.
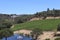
<box><xmin>0</xmin><ymin>22</ymin><xmax>12</xmax><ymax>30</ymax></box>
<box><xmin>2</xmin><ymin>22</ymin><xmax>12</xmax><ymax>28</ymax></box>
<box><xmin>57</xmin><ymin>23</ymin><xmax>60</xmax><ymax>31</ymax></box>
<box><xmin>35</xmin><ymin>8</ymin><xmax>60</xmax><ymax>17</ymax></box>
<box><xmin>55</xmin><ymin>38</ymin><xmax>60</xmax><ymax>40</ymax></box>
<box><xmin>30</xmin><ymin>28</ymin><xmax>42</xmax><ymax>40</ymax></box>
<box><xmin>0</xmin><ymin>28</ymin><xmax>13</xmax><ymax>39</ymax></box>
<box><xmin>13</xmin><ymin>19</ymin><xmax>60</xmax><ymax>31</ymax></box>
<box><xmin>31</xmin><ymin>28</ymin><xmax>42</xmax><ymax>35</ymax></box>
<box><xmin>45</xmin><ymin>39</ymin><xmax>50</xmax><ymax>40</ymax></box>
<box><xmin>14</xmin><ymin>15</ymin><xmax>33</xmax><ymax>24</ymax></box>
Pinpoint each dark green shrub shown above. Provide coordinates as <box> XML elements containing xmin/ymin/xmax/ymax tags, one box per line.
<box><xmin>57</xmin><ymin>23</ymin><xmax>60</xmax><ymax>31</ymax></box>
<box><xmin>45</xmin><ymin>38</ymin><xmax>50</xmax><ymax>40</ymax></box>
<box><xmin>55</xmin><ymin>38</ymin><xmax>60</xmax><ymax>40</ymax></box>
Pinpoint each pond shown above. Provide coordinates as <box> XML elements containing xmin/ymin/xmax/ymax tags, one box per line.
<box><xmin>2</xmin><ymin>34</ymin><xmax>32</xmax><ymax>40</ymax></box>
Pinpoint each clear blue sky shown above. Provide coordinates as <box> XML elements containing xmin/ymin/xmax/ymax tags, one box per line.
<box><xmin>0</xmin><ymin>0</ymin><xmax>60</xmax><ymax>15</ymax></box>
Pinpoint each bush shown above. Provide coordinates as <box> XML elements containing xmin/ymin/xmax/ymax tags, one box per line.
<box><xmin>45</xmin><ymin>38</ymin><xmax>50</xmax><ymax>40</ymax></box>
<box><xmin>55</xmin><ymin>38</ymin><xmax>60</xmax><ymax>40</ymax></box>
<box><xmin>0</xmin><ymin>28</ymin><xmax>13</xmax><ymax>39</ymax></box>
<box><xmin>30</xmin><ymin>28</ymin><xmax>43</xmax><ymax>40</ymax></box>
<box><xmin>57</xmin><ymin>23</ymin><xmax>60</xmax><ymax>31</ymax></box>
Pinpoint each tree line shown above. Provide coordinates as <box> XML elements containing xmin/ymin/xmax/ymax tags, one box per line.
<box><xmin>0</xmin><ymin>8</ymin><xmax>60</xmax><ymax>24</ymax></box>
<box><xmin>34</xmin><ymin>8</ymin><xmax>60</xmax><ymax>19</ymax></box>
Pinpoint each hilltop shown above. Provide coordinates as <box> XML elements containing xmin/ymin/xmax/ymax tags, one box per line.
<box><xmin>0</xmin><ymin>8</ymin><xmax>60</xmax><ymax>24</ymax></box>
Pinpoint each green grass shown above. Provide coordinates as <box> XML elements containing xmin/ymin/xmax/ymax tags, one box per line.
<box><xmin>12</xmin><ymin>19</ymin><xmax>60</xmax><ymax>31</ymax></box>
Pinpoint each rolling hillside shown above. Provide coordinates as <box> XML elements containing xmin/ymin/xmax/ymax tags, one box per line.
<box><xmin>13</xmin><ymin>19</ymin><xmax>60</xmax><ymax>31</ymax></box>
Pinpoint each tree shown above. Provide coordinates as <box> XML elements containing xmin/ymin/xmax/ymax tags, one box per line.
<box><xmin>30</xmin><ymin>28</ymin><xmax>43</xmax><ymax>40</ymax></box>
<box><xmin>57</xmin><ymin>23</ymin><xmax>60</xmax><ymax>31</ymax></box>
<box><xmin>34</xmin><ymin>12</ymin><xmax>39</xmax><ymax>17</ymax></box>
<box><xmin>0</xmin><ymin>24</ymin><xmax>6</xmax><ymax>30</ymax></box>
<box><xmin>0</xmin><ymin>28</ymin><xmax>13</xmax><ymax>40</ymax></box>
<box><xmin>47</xmin><ymin>8</ymin><xmax>50</xmax><ymax>12</ymax></box>
<box><xmin>16</xmin><ymin>19</ymin><xmax>23</xmax><ymax>24</ymax></box>
<box><xmin>2</xmin><ymin>22</ymin><xmax>12</xmax><ymax>28</ymax></box>
<box><xmin>53</xmin><ymin>8</ymin><xmax>56</xmax><ymax>17</ymax></box>
<box><xmin>42</xmin><ymin>11</ymin><xmax>47</xmax><ymax>19</ymax></box>
<box><xmin>55</xmin><ymin>38</ymin><xmax>60</xmax><ymax>40</ymax></box>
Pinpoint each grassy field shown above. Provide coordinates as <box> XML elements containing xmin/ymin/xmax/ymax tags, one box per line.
<box><xmin>12</xmin><ymin>19</ymin><xmax>60</xmax><ymax>31</ymax></box>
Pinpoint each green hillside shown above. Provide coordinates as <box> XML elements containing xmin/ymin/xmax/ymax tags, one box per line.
<box><xmin>13</xmin><ymin>19</ymin><xmax>60</xmax><ymax>31</ymax></box>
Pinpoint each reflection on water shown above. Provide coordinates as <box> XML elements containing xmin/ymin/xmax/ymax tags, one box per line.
<box><xmin>2</xmin><ymin>34</ymin><xmax>32</xmax><ymax>40</ymax></box>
